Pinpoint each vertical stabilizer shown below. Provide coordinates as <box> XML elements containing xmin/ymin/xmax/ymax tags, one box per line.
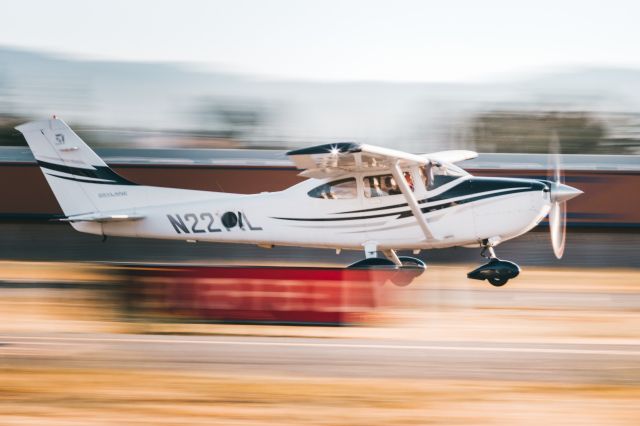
<box><xmin>16</xmin><ymin>118</ymin><xmax>138</xmax><ymax>217</ymax></box>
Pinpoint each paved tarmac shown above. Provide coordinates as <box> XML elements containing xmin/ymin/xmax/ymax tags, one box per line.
<box><xmin>2</xmin><ymin>333</ymin><xmax>639</xmax><ymax>385</ymax></box>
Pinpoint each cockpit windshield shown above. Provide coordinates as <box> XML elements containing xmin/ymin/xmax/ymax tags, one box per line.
<box><xmin>421</xmin><ymin>162</ymin><xmax>468</xmax><ymax>190</ymax></box>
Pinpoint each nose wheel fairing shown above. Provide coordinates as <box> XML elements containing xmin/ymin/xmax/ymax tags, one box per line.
<box><xmin>467</xmin><ymin>258</ymin><xmax>520</xmax><ymax>287</ymax></box>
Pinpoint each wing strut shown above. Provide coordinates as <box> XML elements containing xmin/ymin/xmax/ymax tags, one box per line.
<box><xmin>390</xmin><ymin>160</ymin><xmax>436</xmax><ymax>241</ymax></box>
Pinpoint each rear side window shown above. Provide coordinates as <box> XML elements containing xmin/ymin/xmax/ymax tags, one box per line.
<box><xmin>308</xmin><ymin>178</ymin><xmax>357</xmax><ymax>199</ymax></box>
<box><xmin>363</xmin><ymin>173</ymin><xmax>414</xmax><ymax>198</ymax></box>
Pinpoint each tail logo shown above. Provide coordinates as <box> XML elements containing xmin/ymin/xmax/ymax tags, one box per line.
<box><xmin>55</xmin><ymin>134</ymin><xmax>65</xmax><ymax>145</ymax></box>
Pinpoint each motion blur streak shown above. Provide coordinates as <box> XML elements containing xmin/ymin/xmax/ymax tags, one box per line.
<box><xmin>1</xmin><ymin>24</ymin><xmax>640</xmax><ymax>425</ymax></box>
<box><xmin>2</xmin><ymin>47</ymin><xmax>640</xmax><ymax>154</ymax></box>
<box><xmin>1</xmin><ymin>262</ymin><xmax>639</xmax><ymax>424</ymax></box>
<box><xmin>5</xmin><ymin>335</ymin><xmax>640</xmax><ymax>356</ymax></box>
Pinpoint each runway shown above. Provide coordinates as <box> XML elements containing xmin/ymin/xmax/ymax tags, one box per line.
<box><xmin>1</xmin><ymin>265</ymin><xmax>639</xmax><ymax>424</ymax></box>
<box><xmin>3</xmin><ymin>333</ymin><xmax>639</xmax><ymax>385</ymax></box>
<box><xmin>1</xmin><ymin>265</ymin><xmax>639</xmax><ymax>388</ymax></box>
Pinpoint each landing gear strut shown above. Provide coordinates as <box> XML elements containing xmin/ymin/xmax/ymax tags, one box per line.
<box><xmin>467</xmin><ymin>239</ymin><xmax>520</xmax><ymax>287</ymax></box>
<box><xmin>480</xmin><ymin>244</ymin><xmax>496</xmax><ymax>260</ymax></box>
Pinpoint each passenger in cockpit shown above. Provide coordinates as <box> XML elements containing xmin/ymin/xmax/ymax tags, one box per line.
<box><xmin>386</xmin><ymin>176</ymin><xmax>401</xmax><ymax>195</ymax></box>
<box><xmin>370</xmin><ymin>177</ymin><xmax>384</xmax><ymax>197</ymax></box>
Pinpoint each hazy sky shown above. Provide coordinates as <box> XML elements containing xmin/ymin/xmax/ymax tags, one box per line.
<box><xmin>1</xmin><ymin>0</ymin><xmax>639</xmax><ymax>82</ymax></box>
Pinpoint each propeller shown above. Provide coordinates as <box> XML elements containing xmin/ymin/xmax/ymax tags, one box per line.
<box><xmin>547</xmin><ymin>132</ymin><xmax>583</xmax><ymax>259</ymax></box>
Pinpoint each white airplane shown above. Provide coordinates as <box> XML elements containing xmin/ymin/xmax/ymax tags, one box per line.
<box><xmin>17</xmin><ymin>117</ymin><xmax>582</xmax><ymax>286</ymax></box>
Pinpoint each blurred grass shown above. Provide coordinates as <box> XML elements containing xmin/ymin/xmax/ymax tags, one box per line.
<box><xmin>1</xmin><ymin>262</ymin><xmax>639</xmax><ymax>424</ymax></box>
<box><xmin>0</xmin><ymin>368</ymin><xmax>638</xmax><ymax>425</ymax></box>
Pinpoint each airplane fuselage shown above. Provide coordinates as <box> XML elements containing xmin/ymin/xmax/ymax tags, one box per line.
<box><xmin>74</xmin><ymin>173</ymin><xmax>551</xmax><ymax>252</ymax></box>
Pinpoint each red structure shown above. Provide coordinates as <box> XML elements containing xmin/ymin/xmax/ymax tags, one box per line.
<box><xmin>123</xmin><ymin>265</ymin><xmax>396</xmax><ymax>325</ymax></box>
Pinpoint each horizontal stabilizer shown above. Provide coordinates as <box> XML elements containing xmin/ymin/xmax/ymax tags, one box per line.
<box><xmin>57</xmin><ymin>212</ymin><xmax>145</xmax><ymax>223</ymax></box>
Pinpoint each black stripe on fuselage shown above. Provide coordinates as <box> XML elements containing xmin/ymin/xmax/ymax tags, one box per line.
<box><xmin>273</xmin><ymin>186</ymin><xmax>538</xmax><ymax>222</ymax></box>
<box><xmin>37</xmin><ymin>160</ymin><xmax>137</xmax><ymax>185</ymax></box>
<box><xmin>273</xmin><ymin>210</ymin><xmax>403</xmax><ymax>222</ymax></box>
<box><xmin>397</xmin><ymin>187</ymin><xmax>532</xmax><ymax>218</ymax></box>
<box><xmin>336</xmin><ymin>177</ymin><xmax>544</xmax><ymax>215</ymax></box>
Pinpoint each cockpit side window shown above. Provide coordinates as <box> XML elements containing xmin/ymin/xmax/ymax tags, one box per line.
<box><xmin>363</xmin><ymin>173</ymin><xmax>414</xmax><ymax>198</ymax></box>
<box><xmin>308</xmin><ymin>177</ymin><xmax>357</xmax><ymax>199</ymax></box>
<box><xmin>421</xmin><ymin>163</ymin><xmax>467</xmax><ymax>190</ymax></box>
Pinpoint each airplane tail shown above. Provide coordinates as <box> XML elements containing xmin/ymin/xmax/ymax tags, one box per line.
<box><xmin>16</xmin><ymin>118</ymin><xmax>141</xmax><ymax>219</ymax></box>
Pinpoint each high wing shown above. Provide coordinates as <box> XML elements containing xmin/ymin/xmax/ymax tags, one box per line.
<box><xmin>287</xmin><ymin>143</ymin><xmax>478</xmax><ymax>242</ymax></box>
<box><xmin>423</xmin><ymin>150</ymin><xmax>478</xmax><ymax>164</ymax></box>
<box><xmin>287</xmin><ymin>142</ymin><xmax>477</xmax><ymax>179</ymax></box>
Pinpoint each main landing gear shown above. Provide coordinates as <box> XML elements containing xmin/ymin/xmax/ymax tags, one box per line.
<box><xmin>347</xmin><ymin>248</ymin><xmax>426</xmax><ymax>287</ymax></box>
<box><xmin>467</xmin><ymin>239</ymin><xmax>520</xmax><ymax>287</ymax></box>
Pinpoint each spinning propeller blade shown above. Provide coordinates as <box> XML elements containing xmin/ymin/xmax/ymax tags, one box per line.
<box><xmin>547</xmin><ymin>132</ymin><xmax>582</xmax><ymax>259</ymax></box>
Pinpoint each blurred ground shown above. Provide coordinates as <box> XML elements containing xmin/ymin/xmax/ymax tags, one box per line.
<box><xmin>1</xmin><ymin>369</ymin><xmax>638</xmax><ymax>426</ymax></box>
<box><xmin>0</xmin><ymin>262</ymin><xmax>639</xmax><ymax>424</ymax></box>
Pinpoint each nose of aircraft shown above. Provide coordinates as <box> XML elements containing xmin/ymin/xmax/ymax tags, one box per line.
<box><xmin>550</xmin><ymin>182</ymin><xmax>583</xmax><ymax>203</ymax></box>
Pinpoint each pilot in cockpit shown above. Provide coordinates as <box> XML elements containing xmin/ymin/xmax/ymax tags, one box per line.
<box><xmin>370</xmin><ymin>177</ymin><xmax>383</xmax><ymax>197</ymax></box>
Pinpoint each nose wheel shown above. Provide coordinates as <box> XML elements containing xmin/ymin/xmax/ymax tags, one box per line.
<box><xmin>468</xmin><ymin>240</ymin><xmax>520</xmax><ymax>287</ymax></box>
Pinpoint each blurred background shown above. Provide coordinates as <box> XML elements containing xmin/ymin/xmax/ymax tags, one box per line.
<box><xmin>1</xmin><ymin>1</ymin><xmax>640</xmax><ymax>153</ymax></box>
<box><xmin>1</xmin><ymin>1</ymin><xmax>639</xmax><ymax>425</ymax></box>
